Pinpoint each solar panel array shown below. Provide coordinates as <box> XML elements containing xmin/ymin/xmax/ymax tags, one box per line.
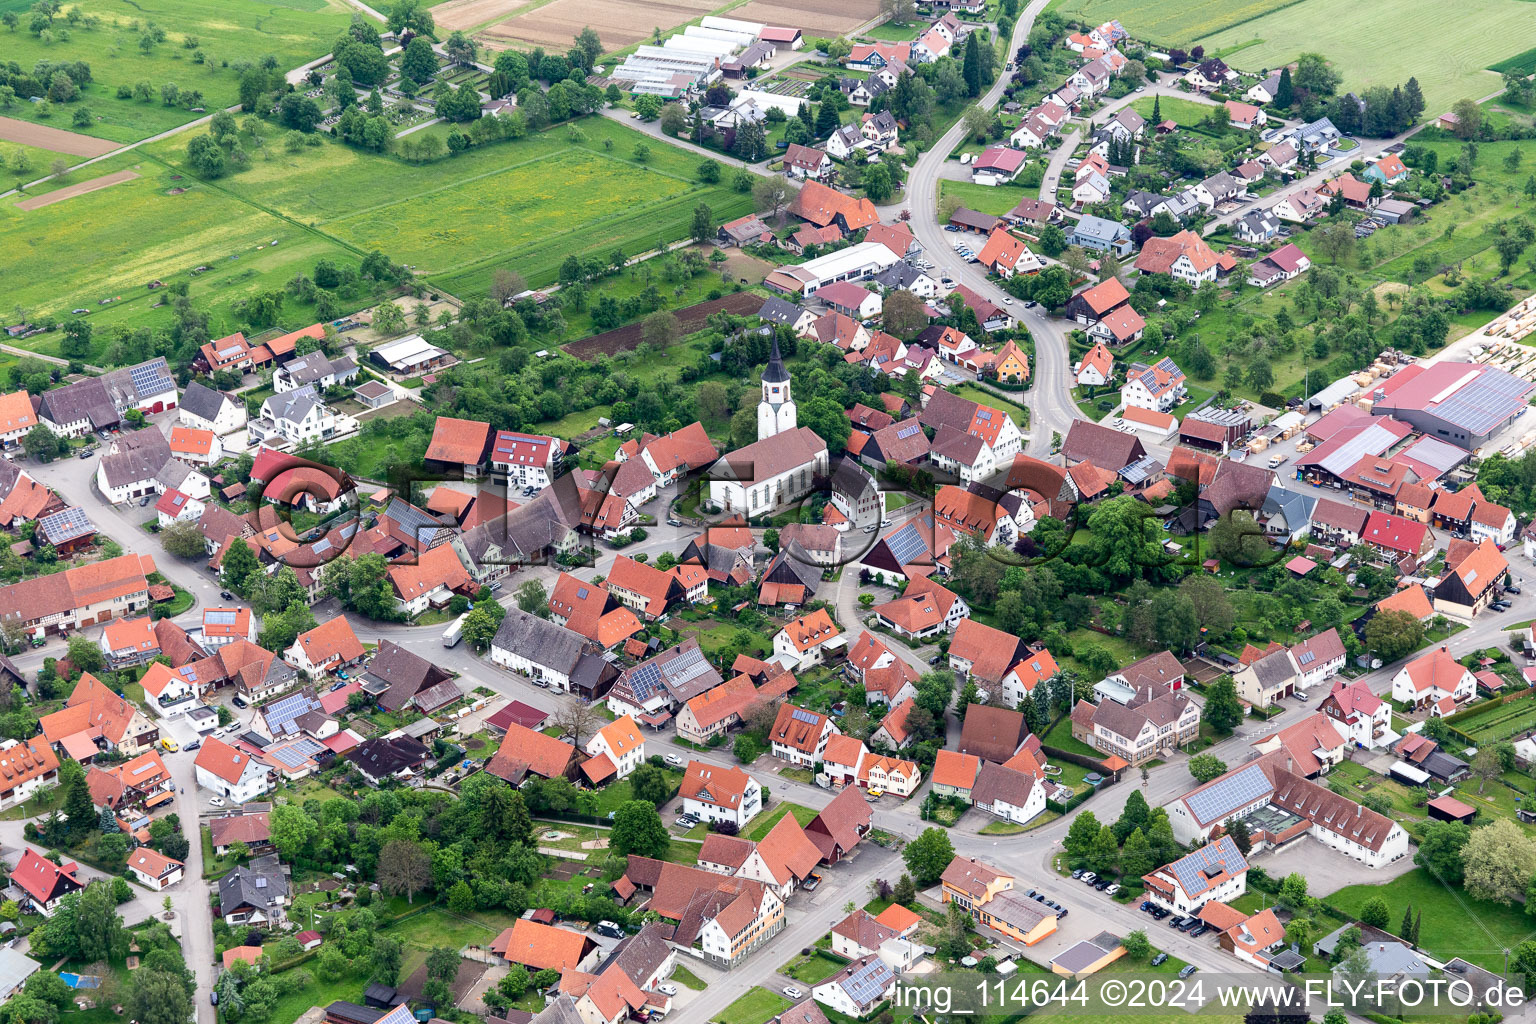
<box><xmin>128</xmin><ymin>360</ymin><xmax>174</xmax><ymax>400</ymax></box>
<box><xmin>207</xmin><ymin>610</ymin><xmax>238</xmax><ymax>626</ymax></box>
<box><xmin>1296</xmin><ymin>650</ymin><xmax>1316</xmax><ymax>666</ymax></box>
<box><xmin>1168</xmin><ymin>836</ymin><xmax>1244</xmax><ymax>895</ymax></box>
<box><xmin>1432</xmin><ymin>367</ymin><xmax>1535</xmax><ymax>437</ymax></box>
<box><xmin>791</xmin><ymin>708</ymin><xmax>820</xmax><ymax>725</ymax></box>
<box><xmin>267</xmin><ymin>744</ymin><xmax>313</xmax><ymax>769</ymax></box>
<box><xmin>895</xmin><ymin>424</ymin><xmax>922</xmax><ymax>439</ymax></box>
<box><xmin>840</xmin><ymin>958</ymin><xmax>895</xmax><ymax>1005</ymax></box>
<box><xmin>38</xmin><ymin>506</ymin><xmax>93</xmax><ymax>543</ymax></box>
<box><xmin>883</xmin><ymin>523</ymin><xmax>928</xmax><ymax>565</ymax></box>
<box><xmin>263</xmin><ymin>691</ymin><xmax>321</xmax><ymax>736</ymax></box>
<box><xmin>1183</xmin><ymin>762</ymin><xmax>1271</xmax><ymax>823</ymax></box>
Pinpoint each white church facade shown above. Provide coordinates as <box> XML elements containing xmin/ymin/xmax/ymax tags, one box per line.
<box><xmin>709</xmin><ymin>338</ymin><xmax>830</xmax><ymax>517</ymax></box>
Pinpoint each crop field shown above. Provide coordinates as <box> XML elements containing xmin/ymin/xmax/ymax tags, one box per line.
<box><xmin>14</xmin><ymin>168</ymin><xmax>139</xmax><ymax>210</ymax></box>
<box><xmin>564</xmin><ymin>291</ymin><xmax>762</xmax><ymax>358</ymax></box>
<box><xmin>429</xmin><ymin>0</ymin><xmax>529</xmax><ymax>33</ymax></box>
<box><xmin>1047</xmin><ymin>0</ymin><xmax>1303</xmax><ymax>49</ymax></box>
<box><xmin>1491</xmin><ymin>46</ymin><xmax>1536</xmax><ymax>76</ymax></box>
<box><xmin>480</xmin><ymin>0</ymin><xmax>718</xmax><ymax>51</ymax></box>
<box><xmin>0</xmin><ymin>0</ymin><xmax>353</xmax><ymax>144</ymax></box>
<box><xmin>0</xmin><ymin>154</ymin><xmax>361</xmax><ymax>354</ymax></box>
<box><xmin>0</xmin><ymin>116</ymin><xmax>119</xmax><ymax>157</ymax></box>
<box><xmin>729</xmin><ymin>0</ymin><xmax>884</xmax><ymax>37</ymax></box>
<box><xmin>1193</xmin><ymin>0</ymin><xmax>1532</xmax><ymax>116</ymax></box>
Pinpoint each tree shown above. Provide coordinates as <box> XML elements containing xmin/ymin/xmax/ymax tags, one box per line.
<box><xmin>630</xmin><ymin>763</ymin><xmax>670</xmax><ymax>806</ymax></box>
<box><xmin>1063</xmin><ymin>811</ymin><xmax>1101</xmax><ymax>860</ymax></box>
<box><xmin>1188</xmin><ymin>754</ymin><xmax>1227</xmax><ymax>783</ymax></box>
<box><xmin>22</xmin><ymin>424</ymin><xmax>64</xmax><ymax>463</ymax></box>
<box><xmin>60</xmin><ymin>760</ymin><xmax>94</xmax><ymax>841</ymax></box>
<box><xmin>1359</xmin><ymin>895</ymin><xmax>1390</xmax><ymax>929</ymax></box>
<box><xmin>65</xmin><ymin>633</ymin><xmax>104</xmax><ymax>673</ymax></box>
<box><xmin>371</xmin><ymin>937</ymin><xmax>403</xmax><ymax>986</ymax></box>
<box><xmin>1037</xmin><ymin>223</ymin><xmax>1066</xmax><ymax>257</ymax></box>
<box><xmin>1088</xmin><ymin>825</ymin><xmax>1119</xmax><ymax>872</ymax></box>
<box><xmin>1471</xmin><ymin>745</ymin><xmax>1503</xmax><ymax>794</ymax></box>
<box><xmin>1414</xmin><ymin>820</ymin><xmax>1470</xmax><ymax>885</ymax></box>
<box><xmin>1119</xmin><ymin>827</ymin><xmax>1154</xmax><ymax>879</ymax></box>
<box><xmin>690</xmin><ymin>202</ymin><xmax>713</xmax><ymax>242</ymax></box>
<box><xmin>126</xmin><ymin>970</ymin><xmax>192</xmax><ymax>1024</ymax></box>
<box><xmin>1276</xmin><ymin>872</ymin><xmax>1309</xmax><ymax>910</ymax></box>
<box><xmin>1464</xmin><ymin>818</ymin><xmax>1536</xmax><ymax>904</ymax></box>
<box><xmin>514</xmin><ymin>579</ymin><xmax>548</xmax><ymax>616</ymax></box>
<box><xmin>270</xmin><ymin>803</ymin><xmax>319</xmax><ymax>860</ymax></box>
<box><xmin>1293</xmin><ymin>53</ymin><xmax>1341</xmax><ymax>96</ymax></box>
<box><xmin>1312</xmin><ymin>219</ymin><xmax>1356</xmax><ymax>265</ymax></box>
<box><xmin>388</xmin><ymin>0</ymin><xmax>435</xmax><ymax>36</ymax></box>
<box><xmin>377</xmin><ymin>840</ymin><xmax>433</xmax><ymax>903</ymax></box>
<box><xmin>1450</xmin><ymin>97</ymin><xmax>1482</xmax><ymax>139</ymax></box>
<box><xmin>1275</xmin><ymin>66</ymin><xmax>1294</xmax><ymax>107</ymax></box>
<box><xmin>611</xmin><ymin>800</ymin><xmax>670</xmax><ymax>857</ymax></box>
<box><xmin>1202</xmin><ymin>677</ymin><xmax>1243</xmax><ymax>734</ymax></box>
<box><xmin>1121</xmin><ymin>930</ymin><xmax>1152</xmax><ymax>960</ymax></box>
<box><xmin>884</xmin><ymin>0</ymin><xmax>916</xmax><ymax>23</ymax></box>
<box><xmin>962</xmin><ymin>33</ymin><xmax>983</xmax><ymax>97</ymax></box>
<box><xmin>400</xmin><ymin>35</ymin><xmax>438</xmax><ymax>83</ymax></box>
<box><xmin>186</xmin><ymin>134</ymin><xmax>225</xmax><ymax>178</ymax></box>
<box><xmin>1113</xmin><ymin>790</ymin><xmax>1150</xmax><ymax>842</ymax></box>
<box><xmin>903</xmin><ymin>827</ymin><xmax>955</xmax><ymax>886</ymax></box>
<box><xmin>1363</xmin><ymin>608</ymin><xmax>1424</xmax><ymax>661</ymax></box>
<box><xmin>444</xmin><ymin>30</ymin><xmax>477</xmax><ymax>66</ymax></box>
<box><xmin>551</xmin><ymin>696</ymin><xmax>602</xmax><ymax>748</ymax></box>
<box><xmin>461</xmin><ymin>602</ymin><xmax>505</xmax><ymax>650</ymax></box>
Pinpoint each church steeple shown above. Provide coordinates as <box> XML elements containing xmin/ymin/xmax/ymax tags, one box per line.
<box><xmin>762</xmin><ymin>336</ymin><xmax>790</xmax><ymax>383</ymax></box>
<box><xmin>757</xmin><ymin>337</ymin><xmax>796</xmax><ymax>441</ymax></box>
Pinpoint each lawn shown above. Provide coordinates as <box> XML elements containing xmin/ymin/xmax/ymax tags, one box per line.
<box><xmin>720</xmin><ymin>987</ymin><xmax>793</xmax><ymax>1024</ymax></box>
<box><xmin>0</xmin><ymin>0</ymin><xmax>354</xmax><ymax>145</ymax></box>
<box><xmin>779</xmin><ymin>949</ymin><xmax>848</xmax><ymax>984</ymax></box>
<box><xmin>270</xmin><ymin>964</ymin><xmax>371</xmax><ymax>1024</ymax></box>
<box><xmin>950</xmin><ymin>382</ymin><xmax>1032</xmax><ymax>430</ymax></box>
<box><xmin>1129</xmin><ymin>95</ymin><xmax>1220</xmax><ymax>129</ymax></box>
<box><xmin>1191</xmin><ymin>0</ymin><xmax>1534</xmax><ymax>116</ymax></box>
<box><xmin>1329</xmin><ymin>868</ymin><xmax>1536</xmax><ymax>970</ymax></box>
<box><xmin>672</xmin><ymin>965</ymin><xmax>707</xmax><ymax>991</ymax></box>
<box><xmin>939</xmin><ymin>179</ymin><xmax>1033</xmax><ymax>217</ymax></box>
<box><xmin>745</xmin><ymin>801</ymin><xmax>819</xmax><ymax>841</ymax></box>
<box><xmin>1450</xmin><ymin>692</ymin><xmax>1536</xmax><ymax>745</ymax></box>
<box><xmin>1041</xmin><ymin>715</ymin><xmax>1101</xmax><ymax>759</ymax></box>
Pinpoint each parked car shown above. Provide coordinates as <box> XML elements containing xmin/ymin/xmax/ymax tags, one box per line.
<box><xmin>1179</xmin><ymin>966</ymin><xmax>1199</xmax><ymax>979</ymax></box>
<box><xmin>185</xmin><ymin>740</ymin><xmax>201</xmax><ymax>751</ymax></box>
<box><xmin>1080</xmin><ymin>872</ymin><xmax>1097</xmax><ymax>884</ymax></box>
<box><xmin>220</xmin><ymin>590</ymin><xmax>234</xmax><ymax>600</ymax></box>
<box><xmin>1055</xmin><ymin>907</ymin><xmax>1069</xmax><ymax>919</ymax></box>
<box><xmin>664</xmin><ymin>753</ymin><xmax>684</xmax><ymax>766</ymax></box>
<box><xmin>1105</xmin><ymin>883</ymin><xmax>1120</xmax><ymax>895</ymax></box>
<box><xmin>1168</xmin><ymin>916</ymin><xmax>1187</xmax><ymax>928</ymax></box>
<box><xmin>1140</xmin><ymin>901</ymin><xmax>1154</xmax><ymax>912</ymax></box>
<box><xmin>209</xmin><ymin>796</ymin><xmax>226</xmax><ymax>808</ymax></box>
<box><xmin>784</xmin><ymin>987</ymin><xmax>804</xmax><ymax>1000</ymax></box>
<box><xmin>1507</xmin><ymin>585</ymin><xmax>1522</xmax><ymax>595</ymax></box>
<box><xmin>1095</xmin><ymin>879</ymin><xmax>1112</xmax><ymax>891</ymax></box>
<box><xmin>1151</xmin><ymin>953</ymin><xmax>1168</xmax><ymax>967</ymax></box>
<box><xmin>803</xmin><ymin>872</ymin><xmax>823</xmax><ymax>891</ymax></box>
<box><xmin>658</xmin><ymin>984</ymin><xmax>678</xmax><ymax>997</ymax></box>
<box><xmin>1071</xmin><ymin>869</ymin><xmax>1083</xmax><ymax>879</ymax></box>
<box><xmin>232</xmin><ymin>695</ymin><xmax>248</xmax><ymax>708</ymax></box>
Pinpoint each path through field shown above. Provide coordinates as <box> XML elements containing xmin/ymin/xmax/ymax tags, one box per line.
<box><xmin>13</xmin><ymin>168</ymin><xmax>140</xmax><ymax>210</ymax></box>
<box><xmin>0</xmin><ymin>115</ymin><xmax>119</xmax><ymax>157</ymax></box>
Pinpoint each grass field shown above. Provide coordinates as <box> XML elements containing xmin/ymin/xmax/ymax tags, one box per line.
<box><xmin>4</xmin><ymin>114</ymin><xmax>758</xmax><ymax>347</ymax></box>
<box><xmin>1192</xmin><ymin>0</ymin><xmax>1533</xmax><ymax>116</ymax></box>
<box><xmin>745</xmin><ymin>801</ymin><xmax>819</xmax><ymax>841</ymax></box>
<box><xmin>1046</xmin><ymin>0</ymin><xmax>1304</xmax><ymax>49</ymax></box>
<box><xmin>0</xmin><ymin>153</ymin><xmax>358</xmax><ymax>353</ymax></box>
<box><xmin>1329</xmin><ymin>868</ymin><xmax>1536</xmax><ymax>971</ymax></box>
<box><xmin>0</xmin><ymin>0</ymin><xmax>353</xmax><ymax>145</ymax></box>
<box><xmin>148</xmin><ymin>114</ymin><xmax>755</xmax><ymax>293</ymax></box>
<box><xmin>1129</xmin><ymin>95</ymin><xmax>1219</xmax><ymax>128</ymax></box>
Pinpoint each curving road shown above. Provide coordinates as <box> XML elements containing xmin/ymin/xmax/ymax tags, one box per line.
<box><xmin>896</xmin><ymin>0</ymin><xmax>1079</xmax><ymax>456</ymax></box>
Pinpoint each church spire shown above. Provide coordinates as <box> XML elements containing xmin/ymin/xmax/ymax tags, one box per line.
<box><xmin>762</xmin><ymin>335</ymin><xmax>790</xmax><ymax>383</ymax></box>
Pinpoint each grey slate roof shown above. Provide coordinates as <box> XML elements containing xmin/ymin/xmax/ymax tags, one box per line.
<box><xmin>38</xmin><ymin>377</ymin><xmax>117</xmax><ymax>430</ymax></box>
<box><xmin>492</xmin><ymin>607</ymin><xmax>592</xmax><ymax>675</ymax></box>
<box><xmin>264</xmin><ymin>385</ymin><xmax>323</xmax><ymax>426</ymax></box>
<box><xmin>179</xmin><ymin>381</ymin><xmax>234</xmax><ymax>423</ymax></box>
<box><xmin>757</xmin><ymin>296</ymin><xmax>808</xmax><ymax>326</ymax></box>
<box><xmin>218</xmin><ymin>854</ymin><xmax>287</xmax><ymax>916</ymax></box>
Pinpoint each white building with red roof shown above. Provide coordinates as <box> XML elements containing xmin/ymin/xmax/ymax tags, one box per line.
<box><xmin>1392</xmin><ymin>646</ymin><xmax>1475</xmax><ymax>710</ymax></box>
<box><xmin>680</xmin><ymin>760</ymin><xmax>762</xmax><ymax>828</ymax></box>
<box><xmin>1075</xmin><ymin>341</ymin><xmax>1114</xmax><ymax>387</ymax></box>
<box><xmin>128</xmin><ymin>847</ymin><xmax>185</xmax><ymax>891</ymax></box>
<box><xmin>11</xmin><ymin>847</ymin><xmax>82</xmax><ymax>915</ymax></box>
<box><xmin>194</xmin><ymin>736</ymin><xmax>271</xmax><ymax>803</ymax></box>
<box><xmin>584</xmin><ymin>715</ymin><xmax>646</xmax><ymax>782</ymax></box>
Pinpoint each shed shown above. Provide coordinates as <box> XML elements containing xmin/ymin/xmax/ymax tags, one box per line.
<box><xmin>1387</xmin><ymin>760</ymin><xmax>1431</xmax><ymax>786</ymax></box>
<box><xmin>1426</xmin><ymin>794</ymin><xmax>1476</xmax><ymax>823</ymax></box>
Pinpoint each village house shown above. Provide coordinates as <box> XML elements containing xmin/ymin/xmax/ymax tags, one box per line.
<box><xmin>680</xmin><ymin>760</ymin><xmax>762</xmax><ymax>828</ymax></box>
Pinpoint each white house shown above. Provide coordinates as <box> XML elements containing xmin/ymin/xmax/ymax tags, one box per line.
<box><xmin>680</xmin><ymin>761</ymin><xmax>762</xmax><ymax>828</ymax></box>
<box><xmin>1072</xmin><ymin>171</ymin><xmax>1111</xmax><ymax>207</ymax></box>
<box><xmin>178</xmin><ymin>382</ymin><xmax>248</xmax><ymax>436</ymax></box>
<box><xmin>1143</xmin><ymin>836</ymin><xmax>1247</xmax><ymax>914</ymax></box>
<box><xmin>1120</xmin><ymin>357</ymin><xmax>1186</xmax><ymax>414</ymax></box>
<box><xmin>971</xmin><ymin>762</ymin><xmax>1046</xmax><ymax>826</ymax></box>
<box><xmin>127</xmin><ymin>848</ymin><xmax>185</xmax><ymax>891</ymax></box>
<box><xmin>770</xmin><ymin>704</ymin><xmax>838</xmax><ymax>768</ymax></box>
<box><xmin>583</xmin><ymin>715</ymin><xmax>646</xmax><ymax>781</ymax></box>
<box><xmin>193</xmin><ymin>737</ymin><xmax>271</xmax><ymax>803</ymax></box>
<box><xmin>248</xmin><ymin>387</ymin><xmax>336</xmax><ymax>447</ymax></box>
<box><xmin>1391</xmin><ymin>646</ymin><xmax>1475</xmax><ymax>711</ymax></box>
<box><xmin>812</xmin><ymin>955</ymin><xmax>898</xmax><ymax>1018</ymax></box>
<box><xmin>1290</xmin><ymin>628</ymin><xmax>1346</xmax><ymax>690</ymax></box>
<box><xmin>1319</xmin><ymin>679</ymin><xmax>1393</xmax><ymax>749</ymax></box>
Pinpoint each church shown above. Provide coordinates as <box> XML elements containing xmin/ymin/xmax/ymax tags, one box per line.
<box><xmin>709</xmin><ymin>338</ymin><xmax>830</xmax><ymax>517</ymax></box>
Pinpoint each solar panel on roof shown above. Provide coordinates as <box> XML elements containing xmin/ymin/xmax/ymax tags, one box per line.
<box><xmin>895</xmin><ymin>424</ymin><xmax>922</xmax><ymax>439</ymax></box>
<box><xmin>975</xmin><ymin>409</ymin><xmax>992</xmax><ymax>421</ymax></box>
<box><xmin>883</xmin><ymin>523</ymin><xmax>928</xmax><ymax>565</ymax></box>
<box><xmin>1297</xmin><ymin>651</ymin><xmax>1315</xmax><ymax>665</ymax></box>
<box><xmin>791</xmin><ymin>708</ymin><xmax>819</xmax><ymax>724</ymax></box>
<box><xmin>1431</xmin><ymin>367</ymin><xmax>1535</xmax><ymax>437</ymax></box>
<box><xmin>207</xmin><ymin>610</ymin><xmax>238</xmax><ymax>625</ymax></box>
<box><xmin>577</xmin><ymin>587</ymin><xmax>589</xmax><ymax>600</ymax></box>
<box><xmin>1184</xmin><ymin>762</ymin><xmax>1271</xmax><ymax>823</ymax></box>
